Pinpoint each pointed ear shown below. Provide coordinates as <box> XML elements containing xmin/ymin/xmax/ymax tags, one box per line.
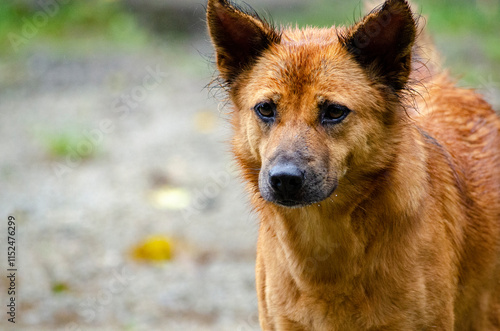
<box><xmin>207</xmin><ymin>0</ymin><xmax>280</xmax><ymax>84</ymax></box>
<box><xmin>340</xmin><ymin>0</ymin><xmax>416</xmax><ymax>91</ymax></box>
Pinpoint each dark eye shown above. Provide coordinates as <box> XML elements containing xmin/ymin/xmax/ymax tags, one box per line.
<box><xmin>254</xmin><ymin>101</ymin><xmax>276</xmax><ymax>122</ymax></box>
<box><xmin>321</xmin><ymin>103</ymin><xmax>350</xmax><ymax>125</ymax></box>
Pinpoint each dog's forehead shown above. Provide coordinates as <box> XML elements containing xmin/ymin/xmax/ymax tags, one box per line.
<box><xmin>248</xmin><ymin>27</ymin><xmax>365</xmax><ymax>103</ymax></box>
<box><xmin>272</xmin><ymin>27</ymin><xmax>347</xmax><ymax>75</ymax></box>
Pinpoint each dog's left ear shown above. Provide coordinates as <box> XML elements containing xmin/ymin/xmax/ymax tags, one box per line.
<box><xmin>207</xmin><ymin>0</ymin><xmax>281</xmax><ymax>84</ymax></box>
<box><xmin>340</xmin><ymin>0</ymin><xmax>416</xmax><ymax>91</ymax></box>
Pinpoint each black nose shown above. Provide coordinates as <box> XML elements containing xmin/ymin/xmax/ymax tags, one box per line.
<box><xmin>269</xmin><ymin>164</ymin><xmax>304</xmax><ymax>198</ymax></box>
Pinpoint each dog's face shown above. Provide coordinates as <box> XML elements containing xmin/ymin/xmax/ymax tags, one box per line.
<box><xmin>236</xmin><ymin>40</ymin><xmax>386</xmax><ymax>207</ymax></box>
<box><xmin>207</xmin><ymin>0</ymin><xmax>416</xmax><ymax>207</ymax></box>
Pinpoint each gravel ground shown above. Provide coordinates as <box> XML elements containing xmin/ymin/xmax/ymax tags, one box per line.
<box><xmin>0</xmin><ymin>39</ymin><xmax>261</xmax><ymax>330</ymax></box>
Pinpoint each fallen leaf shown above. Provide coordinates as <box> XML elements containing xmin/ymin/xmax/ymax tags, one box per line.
<box><xmin>132</xmin><ymin>235</ymin><xmax>173</xmax><ymax>262</ymax></box>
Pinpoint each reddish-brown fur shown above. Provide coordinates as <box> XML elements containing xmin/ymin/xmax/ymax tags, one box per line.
<box><xmin>207</xmin><ymin>0</ymin><xmax>500</xmax><ymax>329</ymax></box>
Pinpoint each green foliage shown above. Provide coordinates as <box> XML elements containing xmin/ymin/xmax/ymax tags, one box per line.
<box><xmin>416</xmin><ymin>0</ymin><xmax>500</xmax><ymax>83</ymax></box>
<box><xmin>0</xmin><ymin>0</ymin><xmax>148</xmax><ymax>55</ymax></box>
<box><xmin>417</xmin><ymin>0</ymin><xmax>500</xmax><ymax>35</ymax></box>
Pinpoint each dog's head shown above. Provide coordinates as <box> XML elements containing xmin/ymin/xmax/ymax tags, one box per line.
<box><xmin>207</xmin><ymin>0</ymin><xmax>417</xmax><ymax>208</ymax></box>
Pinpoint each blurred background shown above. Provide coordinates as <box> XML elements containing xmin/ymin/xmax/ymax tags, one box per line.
<box><xmin>0</xmin><ymin>0</ymin><xmax>499</xmax><ymax>330</ymax></box>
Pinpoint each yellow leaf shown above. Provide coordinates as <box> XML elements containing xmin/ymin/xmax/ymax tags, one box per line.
<box><xmin>132</xmin><ymin>236</ymin><xmax>173</xmax><ymax>262</ymax></box>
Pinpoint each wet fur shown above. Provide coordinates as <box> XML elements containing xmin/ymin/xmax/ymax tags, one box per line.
<box><xmin>207</xmin><ymin>0</ymin><xmax>500</xmax><ymax>329</ymax></box>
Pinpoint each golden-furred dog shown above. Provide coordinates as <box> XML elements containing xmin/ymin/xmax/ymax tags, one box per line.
<box><xmin>207</xmin><ymin>0</ymin><xmax>500</xmax><ymax>329</ymax></box>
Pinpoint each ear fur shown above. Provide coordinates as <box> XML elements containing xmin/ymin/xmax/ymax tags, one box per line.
<box><xmin>340</xmin><ymin>0</ymin><xmax>417</xmax><ymax>91</ymax></box>
<box><xmin>207</xmin><ymin>0</ymin><xmax>281</xmax><ymax>84</ymax></box>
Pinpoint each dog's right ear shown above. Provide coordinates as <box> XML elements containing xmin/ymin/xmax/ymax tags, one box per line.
<box><xmin>207</xmin><ymin>0</ymin><xmax>280</xmax><ymax>84</ymax></box>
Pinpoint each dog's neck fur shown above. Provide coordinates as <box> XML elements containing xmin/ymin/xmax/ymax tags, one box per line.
<box><xmin>257</xmin><ymin>122</ymin><xmax>431</xmax><ymax>286</ymax></box>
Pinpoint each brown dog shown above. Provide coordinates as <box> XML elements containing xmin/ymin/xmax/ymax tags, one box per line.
<box><xmin>207</xmin><ymin>0</ymin><xmax>500</xmax><ymax>329</ymax></box>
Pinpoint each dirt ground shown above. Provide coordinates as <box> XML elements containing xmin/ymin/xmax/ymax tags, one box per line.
<box><xmin>0</xmin><ymin>37</ymin><xmax>262</xmax><ymax>330</ymax></box>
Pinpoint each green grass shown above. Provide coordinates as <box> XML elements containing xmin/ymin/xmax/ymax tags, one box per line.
<box><xmin>42</xmin><ymin>131</ymin><xmax>98</xmax><ymax>160</ymax></box>
<box><xmin>417</xmin><ymin>0</ymin><xmax>500</xmax><ymax>80</ymax></box>
<box><xmin>0</xmin><ymin>0</ymin><xmax>149</xmax><ymax>55</ymax></box>
<box><xmin>417</xmin><ymin>0</ymin><xmax>500</xmax><ymax>35</ymax></box>
<box><xmin>51</xmin><ymin>282</ymin><xmax>70</xmax><ymax>294</ymax></box>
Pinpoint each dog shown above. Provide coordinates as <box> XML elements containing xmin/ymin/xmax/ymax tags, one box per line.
<box><xmin>207</xmin><ymin>0</ymin><xmax>500</xmax><ymax>329</ymax></box>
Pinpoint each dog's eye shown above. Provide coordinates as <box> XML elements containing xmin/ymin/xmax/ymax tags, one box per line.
<box><xmin>321</xmin><ymin>103</ymin><xmax>350</xmax><ymax>125</ymax></box>
<box><xmin>254</xmin><ymin>102</ymin><xmax>276</xmax><ymax>122</ymax></box>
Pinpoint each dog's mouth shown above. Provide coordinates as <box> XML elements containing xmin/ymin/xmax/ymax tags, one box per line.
<box><xmin>273</xmin><ymin>199</ymin><xmax>306</xmax><ymax>208</ymax></box>
<box><xmin>258</xmin><ymin>161</ymin><xmax>338</xmax><ymax>208</ymax></box>
<box><xmin>270</xmin><ymin>185</ymin><xmax>337</xmax><ymax>208</ymax></box>
<box><xmin>262</xmin><ymin>180</ymin><xmax>338</xmax><ymax>208</ymax></box>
